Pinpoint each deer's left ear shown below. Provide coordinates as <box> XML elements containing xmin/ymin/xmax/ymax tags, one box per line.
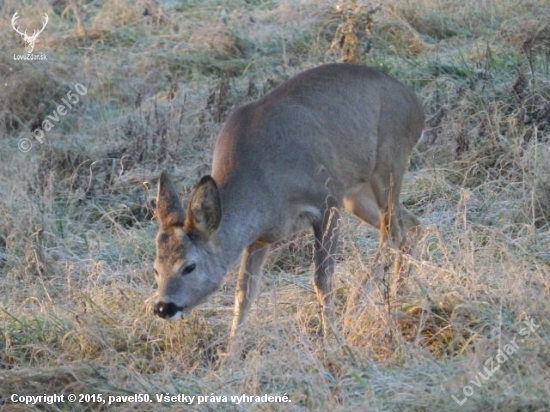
<box><xmin>185</xmin><ymin>176</ymin><xmax>221</xmax><ymax>237</ymax></box>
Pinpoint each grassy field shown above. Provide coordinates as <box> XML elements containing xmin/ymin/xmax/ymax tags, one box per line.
<box><xmin>1</xmin><ymin>0</ymin><xmax>549</xmax><ymax>410</ymax></box>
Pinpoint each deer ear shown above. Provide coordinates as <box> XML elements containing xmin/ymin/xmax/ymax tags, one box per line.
<box><xmin>185</xmin><ymin>175</ymin><xmax>221</xmax><ymax>237</ymax></box>
<box><xmin>156</xmin><ymin>171</ymin><xmax>185</xmax><ymax>229</ymax></box>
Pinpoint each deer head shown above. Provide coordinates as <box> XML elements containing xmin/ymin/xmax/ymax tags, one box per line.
<box><xmin>12</xmin><ymin>11</ymin><xmax>49</xmax><ymax>54</ymax></box>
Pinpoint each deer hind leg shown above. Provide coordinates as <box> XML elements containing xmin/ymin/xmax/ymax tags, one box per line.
<box><xmin>344</xmin><ymin>177</ymin><xmax>420</xmax><ymax>297</ymax></box>
<box><xmin>230</xmin><ymin>241</ymin><xmax>270</xmax><ymax>340</ymax></box>
<box><xmin>312</xmin><ymin>198</ymin><xmax>341</xmax><ymax>336</ymax></box>
<box><xmin>344</xmin><ymin>178</ymin><xmax>419</xmax><ymax>251</ymax></box>
<box><xmin>343</xmin><ymin>182</ymin><xmax>381</xmax><ymax>230</ymax></box>
<box><xmin>376</xmin><ymin>175</ymin><xmax>420</xmax><ymax>254</ymax></box>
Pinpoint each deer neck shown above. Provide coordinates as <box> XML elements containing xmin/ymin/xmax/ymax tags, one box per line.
<box><xmin>216</xmin><ymin>206</ymin><xmax>265</xmax><ymax>265</ymax></box>
<box><xmin>214</xmin><ymin>179</ymin><xmax>269</xmax><ymax>265</ymax></box>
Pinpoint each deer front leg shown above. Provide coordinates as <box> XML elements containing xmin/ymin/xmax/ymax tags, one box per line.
<box><xmin>313</xmin><ymin>203</ymin><xmax>341</xmax><ymax>336</ymax></box>
<box><xmin>230</xmin><ymin>241</ymin><xmax>270</xmax><ymax>340</ymax></box>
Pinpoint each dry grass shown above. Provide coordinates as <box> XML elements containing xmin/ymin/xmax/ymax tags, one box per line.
<box><xmin>1</xmin><ymin>0</ymin><xmax>549</xmax><ymax>411</ymax></box>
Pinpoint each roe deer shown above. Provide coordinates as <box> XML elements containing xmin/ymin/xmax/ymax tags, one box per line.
<box><xmin>153</xmin><ymin>63</ymin><xmax>424</xmax><ymax>338</ymax></box>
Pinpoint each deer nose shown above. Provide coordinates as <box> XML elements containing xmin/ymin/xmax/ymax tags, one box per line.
<box><xmin>153</xmin><ymin>301</ymin><xmax>182</xmax><ymax>319</ymax></box>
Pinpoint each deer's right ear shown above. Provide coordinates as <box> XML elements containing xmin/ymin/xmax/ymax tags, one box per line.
<box><xmin>156</xmin><ymin>171</ymin><xmax>185</xmax><ymax>229</ymax></box>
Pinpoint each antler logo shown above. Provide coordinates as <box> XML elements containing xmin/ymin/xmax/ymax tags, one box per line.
<box><xmin>11</xmin><ymin>11</ymin><xmax>49</xmax><ymax>54</ymax></box>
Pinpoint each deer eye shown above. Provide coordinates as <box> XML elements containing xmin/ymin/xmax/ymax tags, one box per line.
<box><xmin>182</xmin><ymin>263</ymin><xmax>196</xmax><ymax>276</ymax></box>
<box><xmin>153</xmin><ymin>268</ymin><xmax>159</xmax><ymax>277</ymax></box>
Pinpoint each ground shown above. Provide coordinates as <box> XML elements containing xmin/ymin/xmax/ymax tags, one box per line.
<box><xmin>1</xmin><ymin>0</ymin><xmax>549</xmax><ymax>411</ymax></box>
